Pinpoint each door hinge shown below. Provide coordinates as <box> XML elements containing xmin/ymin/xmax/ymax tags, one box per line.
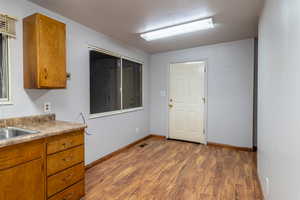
<box><xmin>202</xmin><ymin>97</ymin><xmax>206</xmax><ymax>103</ymax></box>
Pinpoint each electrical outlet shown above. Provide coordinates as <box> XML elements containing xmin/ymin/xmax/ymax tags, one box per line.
<box><xmin>135</xmin><ymin>128</ymin><xmax>140</xmax><ymax>133</ymax></box>
<box><xmin>44</xmin><ymin>102</ymin><xmax>51</xmax><ymax>113</ymax></box>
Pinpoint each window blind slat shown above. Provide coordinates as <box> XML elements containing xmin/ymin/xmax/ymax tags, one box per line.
<box><xmin>0</xmin><ymin>14</ymin><xmax>17</xmax><ymax>38</ymax></box>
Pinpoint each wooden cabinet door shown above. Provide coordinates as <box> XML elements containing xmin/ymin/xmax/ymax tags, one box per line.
<box><xmin>38</xmin><ymin>14</ymin><xmax>66</xmax><ymax>88</ymax></box>
<box><xmin>0</xmin><ymin>158</ymin><xmax>45</xmax><ymax>200</ymax></box>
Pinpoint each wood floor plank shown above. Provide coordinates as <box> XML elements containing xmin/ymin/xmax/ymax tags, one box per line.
<box><xmin>84</xmin><ymin>138</ymin><xmax>263</xmax><ymax>200</ymax></box>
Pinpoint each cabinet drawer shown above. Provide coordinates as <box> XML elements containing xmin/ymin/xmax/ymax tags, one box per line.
<box><xmin>47</xmin><ymin>145</ymin><xmax>84</xmax><ymax>176</ymax></box>
<box><xmin>48</xmin><ymin>180</ymin><xmax>84</xmax><ymax>200</ymax></box>
<box><xmin>47</xmin><ymin>131</ymin><xmax>84</xmax><ymax>155</ymax></box>
<box><xmin>47</xmin><ymin>162</ymin><xmax>84</xmax><ymax>197</ymax></box>
<box><xmin>0</xmin><ymin>140</ymin><xmax>44</xmax><ymax>170</ymax></box>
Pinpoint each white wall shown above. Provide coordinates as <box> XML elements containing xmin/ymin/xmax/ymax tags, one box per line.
<box><xmin>150</xmin><ymin>39</ymin><xmax>254</xmax><ymax>148</ymax></box>
<box><xmin>0</xmin><ymin>0</ymin><xmax>150</xmax><ymax>164</ymax></box>
<box><xmin>258</xmin><ymin>0</ymin><xmax>300</xmax><ymax>199</ymax></box>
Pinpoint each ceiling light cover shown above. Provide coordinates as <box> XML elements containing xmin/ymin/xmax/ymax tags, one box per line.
<box><xmin>141</xmin><ymin>18</ymin><xmax>214</xmax><ymax>41</ymax></box>
<box><xmin>185</xmin><ymin>61</ymin><xmax>205</xmax><ymax>65</ymax></box>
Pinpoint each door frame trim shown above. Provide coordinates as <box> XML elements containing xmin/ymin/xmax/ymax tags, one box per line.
<box><xmin>167</xmin><ymin>60</ymin><xmax>208</xmax><ymax>144</ymax></box>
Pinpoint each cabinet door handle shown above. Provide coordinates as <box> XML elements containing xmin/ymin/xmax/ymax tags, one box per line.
<box><xmin>44</xmin><ymin>68</ymin><xmax>48</xmax><ymax>80</ymax></box>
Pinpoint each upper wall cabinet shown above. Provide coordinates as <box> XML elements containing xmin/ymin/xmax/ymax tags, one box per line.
<box><xmin>23</xmin><ymin>13</ymin><xmax>66</xmax><ymax>89</ymax></box>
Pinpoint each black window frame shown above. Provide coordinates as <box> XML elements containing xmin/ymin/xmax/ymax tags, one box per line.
<box><xmin>89</xmin><ymin>48</ymin><xmax>143</xmax><ymax>117</ymax></box>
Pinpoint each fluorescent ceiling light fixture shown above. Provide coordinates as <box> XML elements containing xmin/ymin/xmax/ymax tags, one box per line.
<box><xmin>140</xmin><ymin>18</ymin><xmax>214</xmax><ymax>41</ymax></box>
<box><xmin>184</xmin><ymin>61</ymin><xmax>205</xmax><ymax>65</ymax></box>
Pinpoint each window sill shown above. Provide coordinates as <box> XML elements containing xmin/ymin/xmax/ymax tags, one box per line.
<box><xmin>89</xmin><ymin>107</ymin><xmax>144</xmax><ymax>119</ymax></box>
<box><xmin>0</xmin><ymin>100</ymin><xmax>13</xmax><ymax>105</ymax></box>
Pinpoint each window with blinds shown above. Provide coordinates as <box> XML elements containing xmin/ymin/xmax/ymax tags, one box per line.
<box><xmin>0</xmin><ymin>14</ymin><xmax>17</xmax><ymax>38</ymax></box>
<box><xmin>0</xmin><ymin>13</ymin><xmax>15</xmax><ymax>104</ymax></box>
<box><xmin>0</xmin><ymin>33</ymin><xmax>9</xmax><ymax>103</ymax></box>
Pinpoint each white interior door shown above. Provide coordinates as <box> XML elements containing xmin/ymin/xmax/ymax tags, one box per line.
<box><xmin>169</xmin><ymin>62</ymin><xmax>206</xmax><ymax>144</ymax></box>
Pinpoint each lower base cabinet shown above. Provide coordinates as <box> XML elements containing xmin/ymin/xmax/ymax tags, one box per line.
<box><xmin>0</xmin><ymin>158</ymin><xmax>45</xmax><ymax>200</ymax></box>
<box><xmin>0</xmin><ymin>130</ymin><xmax>85</xmax><ymax>200</ymax></box>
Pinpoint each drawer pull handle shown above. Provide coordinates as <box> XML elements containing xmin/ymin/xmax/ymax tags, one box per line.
<box><xmin>62</xmin><ymin>156</ymin><xmax>73</xmax><ymax>162</ymax></box>
<box><xmin>62</xmin><ymin>173</ymin><xmax>74</xmax><ymax>182</ymax></box>
<box><xmin>62</xmin><ymin>141</ymin><xmax>73</xmax><ymax>148</ymax></box>
<box><xmin>62</xmin><ymin>192</ymin><xmax>74</xmax><ymax>200</ymax></box>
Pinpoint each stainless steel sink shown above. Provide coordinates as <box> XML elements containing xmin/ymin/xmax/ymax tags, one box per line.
<box><xmin>0</xmin><ymin>127</ymin><xmax>40</xmax><ymax>140</ymax></box>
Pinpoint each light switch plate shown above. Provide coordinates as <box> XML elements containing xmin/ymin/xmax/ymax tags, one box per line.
<box><xmin>160</xmin><ymin>90</ymin><xmax>166</xmax><ymax>97</ymax></box>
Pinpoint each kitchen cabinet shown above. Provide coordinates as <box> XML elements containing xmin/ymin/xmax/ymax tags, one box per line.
<box><xmin>23</xmin><ymin>13</ymin><xmax>66</xmax><ymax>89</ymax></box>
<box><xmin>0</xmin><ymin>140</ymin><xmax>45</xmax><ymax>200</ymax></box>
<box><xmin>0</xmin><ymin>131</ymin><xmax>85</xmax><ymax>200</ymax></box>
<box><xmin>46</xmin><ymin>130</ymin><xmax>85</xmax><ymax>199</ymax></box>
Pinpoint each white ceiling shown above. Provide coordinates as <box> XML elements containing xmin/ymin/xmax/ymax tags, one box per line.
<box><xmin>30</xmin><ymin>0</ymin><xmax>263</xmax><ymax>53</ymax></box>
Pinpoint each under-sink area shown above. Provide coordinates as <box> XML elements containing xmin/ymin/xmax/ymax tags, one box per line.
<box><xmin>0</xmin><ymin>127</ymin><xmax>40</xmax><ymax>140</ymax></box>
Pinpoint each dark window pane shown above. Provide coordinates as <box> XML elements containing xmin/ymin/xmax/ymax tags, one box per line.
<box><xmin>90</xmin><ymin>50</ymin><xmax>121</xmax><ymax>114</ymax></box>
<box><xmin>122</xmin><ymin>59</ymin><xmax>142</xmax><ymax>109</ymax></box>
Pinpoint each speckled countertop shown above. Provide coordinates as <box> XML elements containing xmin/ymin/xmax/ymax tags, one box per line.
<box><xmin>0</xmin><ymin>114</ymin><xmax>87</xmax><ymax>148</ymax></box>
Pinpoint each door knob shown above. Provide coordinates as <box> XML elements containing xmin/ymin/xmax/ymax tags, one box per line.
<box><xmin>168</xmin><ymin>104</ymin><xmax>173</xmax><ymax>108</ymax></box>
